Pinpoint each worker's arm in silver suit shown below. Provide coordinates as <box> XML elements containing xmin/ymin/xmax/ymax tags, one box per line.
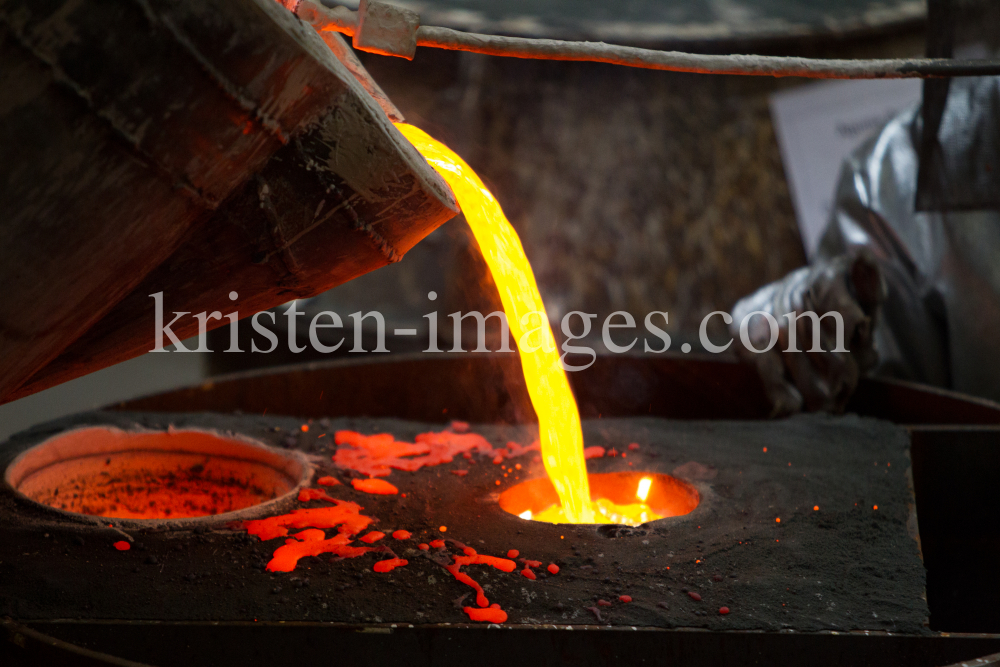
<box><xmin>731</xmin><ymin>110</ymin><xmax>951</xmax><ymax>415</ymax></box>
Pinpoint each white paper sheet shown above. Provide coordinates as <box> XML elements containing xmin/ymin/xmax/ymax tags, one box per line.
<box><xmin>769</xmin><ymin>79</ymin><xmax>922</xmax><ymax>259</ymax></box>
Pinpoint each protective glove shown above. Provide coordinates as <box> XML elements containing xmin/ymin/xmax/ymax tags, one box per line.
<box><xmin>729</xmin><ymin>250</ymin><xmax>886</xmax><ymax>416</ymax></box>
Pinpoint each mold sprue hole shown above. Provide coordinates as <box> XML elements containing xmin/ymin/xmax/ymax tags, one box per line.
<box><xmin>498</xmin><ymin>471</ymin><xmax>700</xmax><ymax>526</ymax></box>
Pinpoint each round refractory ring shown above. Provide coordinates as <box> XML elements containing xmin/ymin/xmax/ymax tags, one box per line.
<box><xmin>4</xmin><ymin>426</ymin><xmax>311</xmax><ymax>526</ymax></box>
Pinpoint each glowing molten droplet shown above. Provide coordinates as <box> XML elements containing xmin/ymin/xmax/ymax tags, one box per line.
<box><xmin>439</xmin><ymin>525</ymin><xmax>448</xmax><ymax>533</ymax></box>
<box><xmin>619</xmin><ymin>595</ymin><xmax>632</xmax><ymax>603</ymax></box>
<box><xmin>316</xmin><ymin>476</ymin><xmax>339</xmax><ymax>486</ymax></box>
<box><xmin>547</xmin><ymin>563</ymin><xmax>560</xmax><ymax>574</ymax></box>
<box><xmin>454</xmin><ymin>554</ymin><xmax>516</xmax><ymax>572</ymax></box>
<box><xmin>374</xmin><ymin>558</ymin><xmax>408</xmax><ymax>573</ymax></box>
<box><xmin>463</xmin><ymin>605</ymin><xmax>507</xmax><ymax>623</ymax></box>
<box><xmin>298</xmin><ymin>488</ymin><xmax>336</xmax><ymax>503</ymax></box>
<box><xmin>266</xmin><ymin>531</ymin><xmax>371</xmax><ymax>572</ymax></box>
<box><xmin>397</xmin><ymin>123</ymin><xmax>593</xmax><ymax>524</ymax></box>
<box><xmin>245</xmin><ymin>503</ymin><xmax>372</xmax><ymax>541</ymax></box>
<box><xmin>636</xmin><ymin>477</ymin><xmax>652</xmax><ymax>502</ymax></box>
<box><xmin>813</xmin><ymin>506</ymin><xmax>819</xmax><ymax>511</ymax></box>
<box><xmin>359</xmin><ymin>531</ymin><xmax>385</xmax><ymax>544</ymax></box>
<box><xmin>334</xmin><ymin>429</ymin><xmax>496</xmax><ymax>477</ymax></box>
<box><xmin>507</xmin><ymin>549</ymin><xmax>519</xmax><ymax>559</ymax></box>
<box><xmin>243</xmin><ymin>502</ymin><xmax>376</xmax><ymax>572</ymax></box>
<box><xmin>392</xmin><ymin>530</ymin><xmax>411</xmax><ymax>540</ymax></box>
<box><xmin>351</xmin><ymin>478</ymin><xmax>398</xmax><ymax>495</ymax></box>
<box><xmin>113</xmin><ymin>541</ymin><xmax>130</xmax><ymax>551</ymax></box>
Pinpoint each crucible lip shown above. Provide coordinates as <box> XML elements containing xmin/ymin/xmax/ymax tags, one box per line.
<box><xmin>498</xmin><ymin>471</ymin><xmax>703</xmax><ymax>526</ymax></box>
<box><xmin>3</xmin><ymin>425</ymin><xmax>311</xmax><ymax>528</ymax></box>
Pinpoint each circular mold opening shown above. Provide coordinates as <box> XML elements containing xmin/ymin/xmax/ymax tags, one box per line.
<box><xmin>4</xmin><ymin>427</ymin><xmax>308</xmax><ymax>520</ymax></box>
<box><xmin>498</xmin><ymin>472</ymin><xmax>700</xmax><ymax>525</ymax></box>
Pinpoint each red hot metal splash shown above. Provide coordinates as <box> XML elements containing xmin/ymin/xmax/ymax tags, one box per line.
<box><xmin>241</xmin><ymin>423</ymin><xmax>555</xmax><ymax>622</ymax></box>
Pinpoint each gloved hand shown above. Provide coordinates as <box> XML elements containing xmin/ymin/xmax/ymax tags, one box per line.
<box><xmin>729</xmin><ymin>250</ymin><xmax>886</xmax><ymax>416</ymax></box>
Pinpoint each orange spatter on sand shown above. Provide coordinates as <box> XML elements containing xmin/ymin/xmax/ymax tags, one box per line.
<box><xmin>507</xmin><ymin>549</ymin><xmax>519</xmax><ymax>559</ymax></box>
<box><xmin>351</xmin><ymin>478</ymin><xmax>398</xmax><ymax>495</ymax></box>
<box><xmin>619</xmin><ymin>595</ymin><xmax>633</xmax><ymax>603</ymax></box>
<box><xmin>520</xmin><ymin>568</ymin><xmax>536</xmax><ymax>580</ymax></box>
<box><xmin>454</xmin><ymin>555</ymin><xmax>516</xmax><ymax>573</ymax></box>
<box><xmin>360</xmin><ymin>531</ymin><xmax>386</xmax><ymax>544</ymax></box>
<box><xmin>245</xmin><ymin>501</ymin><xmax>372</xmax><ymax>541</ymax></box>
<box><xmin>446</xmin><ymin>553</ymin><xmax>518</xmax><ymax>608</ymax></box>
<box><xmin>298</xmin><ymin>488</ymin><xmax>337</xmax><ymax>503</ymax></box>
<box><xmin>316</xmin><ymin>476</ymin><xmax>340</xmax><ymax>486</ymax></box>
<box><xmin>334</xmin><ymin>430</ymin><xmax>495</xmax><ymax>477</ymax></box>
<box><xmin>523</xmin><ymin>559</ymin><xmax>542</xmax><ymax>568</ymax></box>
<box><xmin>462</xmin><ymin>546</ymin><xmax>477</xmax><ymax>556</ymax></box>
<box><xmin>495</xmin><ymin>440</ymin><xmax>540</xmax><ymax>462</ymax></box>
<box><xmin>451</xmin><ymin>469</ymin><xmax>469</xmax><ymax>476</ymax></box>
<box><xmin>547</xmin><ymin>563</ymin><xmax>560</xmax><ymax>575</ymax></box>
<box><xmin>446</xmin><ymin>563</ymin><xmax>489</xmax><ymax>608</ymax></box>
<box><xmin>418</xmin><ymin>543</ymin><xmax>430</xmax><ymax>550</ymax></box>
<box><xmin>463</xmin><ymin>604</ymin><xmax>508</xmax><ymax>623</ymax></box>
<box><xmin>374</xmin><ymin>558</ymin><xmax>408</xmax><ymax>573</ymax></box>
<box><xmin>392</xmin><ymin>530</ymin><xmax>411</xmax><ymax>540</ymax></box>
<box><xmin>266</xmin><ymin>529</ymin><xmax>372</xmax><ymax>573</ymax></box>
<box><xmin>584</xmin><ymin>446</ymin><xmax>606</xmax><ymax>459</ymax></box>
<box><xmin>429</xmin><ymin>539</ymin><xmax>446</xmax><ymax>549</ymax></box>
<box><xmin>113</xmin><ymin>541</ymin><xmax>130</xmax><ymax>551</ymax></box>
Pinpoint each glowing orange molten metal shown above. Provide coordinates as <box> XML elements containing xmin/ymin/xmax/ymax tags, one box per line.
<box><xmin>397</xmin><ymin>123</ymin><xmax>594</xmax><ymax>523</ymax></box>
<box><xmin>395</xmin><ymin>123</ymin><xmax>696</xmax><ymax>527</ymax></box>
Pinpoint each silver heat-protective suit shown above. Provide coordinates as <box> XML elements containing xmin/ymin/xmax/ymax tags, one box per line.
<box><xmin>732</xmin><ymin>76</ymin><xmax>1000</xmax><ymax>415</ymax></box>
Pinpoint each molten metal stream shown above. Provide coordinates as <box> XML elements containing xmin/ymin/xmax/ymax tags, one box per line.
<box><xmin>397</xmin><ymin>123</ymin><xmax>594</xmax><ymax>523</ymax></box>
